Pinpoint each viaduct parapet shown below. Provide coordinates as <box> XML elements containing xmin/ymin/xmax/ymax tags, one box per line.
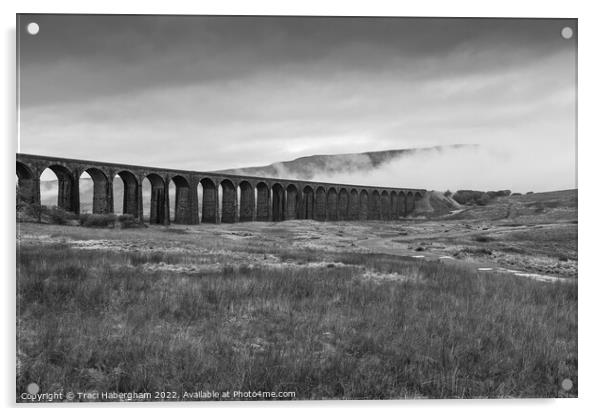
<box><xmin>16</xmin><ymin>153</ymin><xmax>426</xmax><ymax>225</ymax></box>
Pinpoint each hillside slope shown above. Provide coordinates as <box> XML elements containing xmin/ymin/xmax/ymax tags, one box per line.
<box><xmin>219</xmin><ymin>144</ymin><xmax>476</xmax><ymax>180</ymax></box>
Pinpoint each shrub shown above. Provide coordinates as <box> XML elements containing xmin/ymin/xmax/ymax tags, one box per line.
<box><xmin>29</xmin><ymin>204</ymin><xmax>44</xmax><ymax>222</ymax></box>
<box><xmin>80</xmin><ymin>213</ymin><xmax>117</xmax><ymax>228</ymax></box>
<box><xmin>443</xmin><ymin>190</ymin><xmax>452</xmax><ymax>198</ymax></box>
<box><xmin>47</xmin><ymin>206</ymin><xmax>76</xmax><ymax>225</ymax></box>
<box><xmin>16</xmin><ymin>202</ymin><xmax>44</xmax><ymax>223</ymax></box>
<box><xmin>486</xmin><ymin>190</ymin><xmax>512</xmax><ymax>198</ymax></box>
<box><xmin>476</xmin><ymin>193</ymin><xmax>491</xmax><ymax>206</ymax></box>
<box><xmin>117</xmin><ymin>214</ymin><xmax>146</xmax><ymax>229</ymax></box>
<box><xmin>17</xmin><ymin>204</ymin><xmax>77</xmax><ymax>224</ymax></box>
<box><xmin>453</xmin><ymin>189</ymin><xmax>510</xmax><ymax>205</ymax></box>
<box><xmin>452</xmin><ymin>190</ymin><xmax>486</xmax><ymax>205</ymax></box>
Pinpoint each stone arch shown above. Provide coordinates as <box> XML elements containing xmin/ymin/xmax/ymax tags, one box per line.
<box><xmin>327</xmin><ymin>187</ymin><xmax>338</xmax><ymax>221</ymax></box>
<box><xmin>314</xmin><ymin>186</ymin><xmax>326</xmax><ymax>221</ymax></box>
<box><xmin>80</xmin><ymin>167</ymin><xmax>112</xmax><ymax>214</ymax></box>
<box><xmin>114</xmin><ymin>170</ymin><xmax>139</xmax><ymax>217</ymax></box>
<box><xmin>272</xmin><ymin>183</ymin><xmax>285</xmax><ymax>222</ymax></box>
<box><xmin>368</xmin><ymin>190</ymin><xmax>381</xmax><ymax>220</ymax></box>
<box><xmin>301</xmin><ymin>186</ymin><xmax>314</xmax><ymax>220</ymax></box>
<box><xmin>169</xmin><ymin>175</ymin><xmax>191</xmax><ymax>224</ymax></box>
<box><xmin>144</xmin><ymin>173</ymin><xmax>166</xmax><ymax>224</ymax></box>
<box><xmin>16</xmin><ymin>161</ymin><xmax>34</xmax><ymax>180</ymax></box>
<box><xmin>338</xmin><ymin>188</ymin><xmax>349</xmax><ymax>220</ymax></box>
<box><xmin>16</xmin><ymin>161</ymin><xmax>37</xmax><ymax>204</ymax></box>
<box><xmin>200</xmin><ymin>178</ymin><xmax>217</xmax><ymax>223</ymax></box>
<box><xmin>220</xmin><ymin>179</ymin><xmax>237</xmax><ymax>223</ymax></box>
<box><xmin>239</xmin><ymin>181</ymin><xmax>254</xmax><ymax>222</ymax></box>
<box><xmin>349</xmin><ymin>189</ymin><xmax>359</xmax><ymax>220</ymax></box>
<box><xmin>41</xmin><ymin>164</ymin><xmax>78</xmax><ymax>213</ymax></box>
<box><xmin>255</xmin><ymin>182</ymin><xmax>270</xmax><ymax>221</ymax></box>
<box><xmin>285</xmin><ymin>184</ymin><xmax>299</xmax><ymax>220</ymax></box>
<box><xmin>381</xmin><ymin>190</ymin><xmax>390</xmax><ymax>220</ymax></box>
<box><xmin>359</xmin><ymin>190</ymin><xmax>369</xmax><ymax>220</ymax></box>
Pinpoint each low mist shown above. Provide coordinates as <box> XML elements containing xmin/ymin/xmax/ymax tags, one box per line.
<box><xmin>303</xmin><ymin>145</ymin><xmax>576</xmax><ymax>193</ymax></box>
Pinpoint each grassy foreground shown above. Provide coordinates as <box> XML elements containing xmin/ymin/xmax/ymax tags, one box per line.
<box><xmin>16</xmin><ymin>243</ymin><xmax>577</xmax><ymax>400</ymax></box>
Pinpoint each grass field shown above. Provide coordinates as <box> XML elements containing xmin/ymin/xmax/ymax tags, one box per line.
<box><xmin>16</xmin><ymin>221</ymin><xmax>577</xmax><ymax>400</ymax></box>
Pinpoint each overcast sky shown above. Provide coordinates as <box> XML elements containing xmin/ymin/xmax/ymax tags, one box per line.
<box><xmin>18</xmin><ymin>15</ymin><xmax>576</xmax><ymax>191</ymax></box>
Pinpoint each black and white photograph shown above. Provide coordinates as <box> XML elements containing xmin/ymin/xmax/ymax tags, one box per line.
<box><xmin>15</xmin><ymin>13</ymin><xmax>577</xmax><ymax>402</ymax></box>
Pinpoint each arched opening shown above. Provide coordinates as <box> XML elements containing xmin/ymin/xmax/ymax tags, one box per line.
<box><xmin>272</xmin><ymin>183</ymin><xmax>285</xmax><ymax>222</ymax></box>
<box><xmin>143</xmin><ymin>173</ymin><xmax>166</xmax><ymax>224</ymax></box>
<box><xmin>239</xmin><ymin>181</ymin><xmax>254</xmax><ymax>222</ymax></box>
<box><xmin>327</xmin><ymin>188</ymin><xmax>338</xmax><ymax>221</ymax></box>
<box><xmin>78</xmin><ymin>171</ymin><xmax>94</xmax><ymax>214</ymax></box>
<box><xmin>142</xmin><ymin>178</ymin><xmax>151</xmax><ymax>221</ymax></box>
<box><xmin>113</xmin><ymin>170</ymin><xmax>139</xmax><ymax>217</ymax></box>
<box><xmin>349</xmin><ymin>189</ymin><xmax>359</xmax><ymax>220</ymax></box>
<box><xmin>197</xmin><ymin>181</ymin><xmax>203</xmax><ymax>223</ymax></box>
<box><xmin>338</xmin><ymin>188</ymin><xmax>349</xmax><ymax>220</ymax></box>
<box><xmin>256</xmin><ymin>182</ymin><xmax>270</xmax><ymax>221</ymax></box>
<box><xmin>368</xmin><ymin>190</ymin><xmax>381</xmax><ymax>220</ymax></box>
<box><xmin>168</xmin><ymin>180</ymin><xmax>175</xmax><ymax>221</ymax></box>
<box><xmin>315</xmin><ymin>187</ymin><xmax>326</xmax><ymax>221</ymax></box>
<box><xmin>390</xmin><ymin>191</ymin><xmax>398</xmax><ymax>220</ymax></box>
<box><xmin>220</xmin><ymin>179</ymin><xmax>236</xmax><ymax>223</ymax></box>
<box><xmin>39</xmin><ymin>168</ymin><xmax>59</xmax><ymax>208</ymax></box>
<box><xmin>16</xmin><ymin>162</ymin><xmax>36</xmax><ymax>204</ymax></box>
<box><xmin>200</xmin><ymin>178</ymin><xmax>217</xmax><ymax>223</ymax></box>
<box><xmin>80</xmin><ymin>168</ymin><xmax>111</xmax><ymax>214</ymax></box>
<box><xmin>359</xmin><ymin>190</ymin><xmax>368</xmax><ymax>220</ymax></box>
<box><xmin>285</xmin><ymin>184</ymin><xmax>299</xmax><ymax>220</ymax></box>
<box><xmin>113</xmin><ymin>174</ymin><xmax>124</xmax><ymax>215</ymax></box>
<box><xmin>40</xmin><ymin>165</ymin><xmax>77</xmax><ymax>212</ymax></box>
<box><xmin>168</xmin><ymin>175</ymin><xmax>191</xmax><ymax>224</ymax></box>
<box><xmin>381</xmin><ymin>191</ymin><xmax>390</xmax><ymax>220</ymax></box>
<box><xmin>301</xmin><ymin>186</ymin><xmax>314</xmax><ymax>220</ymax></box>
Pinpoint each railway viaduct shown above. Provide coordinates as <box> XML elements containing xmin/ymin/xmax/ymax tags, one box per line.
<box><xmin>16</xmin><ymin>153</ymin><xmax>426</xmax><ymax>225</ymax></box>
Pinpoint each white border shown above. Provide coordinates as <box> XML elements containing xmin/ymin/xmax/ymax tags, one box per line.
<box><xmin>2</xmin><ymin>1</ymin><xmax>600</xmax><ymax>415</ymax></box>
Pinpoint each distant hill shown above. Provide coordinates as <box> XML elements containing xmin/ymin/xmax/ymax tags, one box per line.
<box><xmin>218</xmin><ymin>144</ymin><xmax>477</xmax><ymax>180</ymax></box>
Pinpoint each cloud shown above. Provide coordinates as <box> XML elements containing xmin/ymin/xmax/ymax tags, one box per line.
<box><xmin>18</xmin><ymin>15</ymin><xmax>576</xmax><ymax>191</ymax></box>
